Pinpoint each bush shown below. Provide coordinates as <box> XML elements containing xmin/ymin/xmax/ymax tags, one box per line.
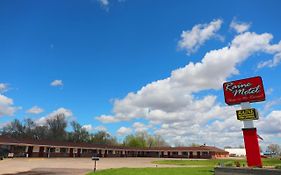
<box><xmin>224</xmin><ymin>161</ymin><xmax>233</xmax><ymax>167</ymax></box>
<box><xmin>234</xmin><ymin>161</ymin><xmax>241</xmax><ymax>167</ymax></box>
<box><xmin>275</xmin><ymin>164</ymin><xmax>281</xmax><ymax>169</ymax></box>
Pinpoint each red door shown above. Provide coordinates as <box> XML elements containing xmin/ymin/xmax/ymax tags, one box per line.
<box><xmin>77</xmin><ymin>149</ymin><xmax>81</xmax><ymax>157</ymax></box>
<box><xmin>39</xmin><ymin>147</ymin><xmax>44</xmax><ymax>157</ymax></box>
<box><xmin>27</xmin><ymin>146</ymin><xmax>33</xmax><ymax>157</ymax></box>
<box><xmin>69</xmin><ymin>148</ymin><xmax>74</xmax><ymax>157</ymax></box>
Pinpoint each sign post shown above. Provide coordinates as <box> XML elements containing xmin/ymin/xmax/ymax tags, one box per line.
<box><xmin>92</xmin><ymin>157</ymin><xmax>100</xmax><ymax>172</ymax></box>
<box><xmin>223</xmin><ymin>76</ymin><xmax>265</xmax><ymax>167</ymax></box>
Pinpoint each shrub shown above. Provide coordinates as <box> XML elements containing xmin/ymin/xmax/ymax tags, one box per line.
<box><xmin>224</xmin><ymin>161</ymin><xmax>233</xmax><ymax>167</ymax></box>
<box><xmin>275</xmin><ymin>164</ymin><xmax>281</xmax><ymax>169</ymax></box>
<box><xmin>234</xmin><ymin>161</ymin><xmax>241</xmax><ymax>167</ymax></box>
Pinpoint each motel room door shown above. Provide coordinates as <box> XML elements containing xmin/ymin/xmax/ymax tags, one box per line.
<box><xmin>27</xmin><ymin>146</ymin><xmax>33</xmax><ymax>157</ymax></box>
<box><xmin>39</xmin><ymin>147</ymin><xmax>44</xmax><ymax>157</ymax></box>
<box><xmin>69</xmin><ymin>148</ymin><xmax>74</xmax><ymax>157</ymax></box>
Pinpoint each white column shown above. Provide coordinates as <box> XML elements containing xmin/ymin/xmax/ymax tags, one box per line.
<box><xmin>241</xmin><ymin>102</ymin><xmax>254</xmax><ymax>128</ymax></box>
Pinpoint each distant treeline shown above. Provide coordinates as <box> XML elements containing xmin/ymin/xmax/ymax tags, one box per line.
<box><xmin>0</xmin><ymin>114</ymin><xmax>168</xmax><ymax>148</ymax></box>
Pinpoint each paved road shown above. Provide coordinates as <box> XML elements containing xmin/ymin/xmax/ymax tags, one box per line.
<box><xmin>2</xmin><ymin>168</ymin><xmax>91</xmax><ymax>175</ymax></box>
<box><xmin>0</xmin><ymin>157</ymin><xmax>181</xmax><ymax>175</ymax></box>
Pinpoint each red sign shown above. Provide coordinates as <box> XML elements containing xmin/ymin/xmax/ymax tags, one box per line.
<box><xmin>223</xmin><ymin>76</ymin><xmax>265</xmax><ymax>105</ymax></box>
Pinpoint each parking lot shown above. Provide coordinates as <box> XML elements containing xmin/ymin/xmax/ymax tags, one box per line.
<box><xmin>0</xmin><ymin>158</ymin><xmax>180</xmax><ymax>175</ymax></box>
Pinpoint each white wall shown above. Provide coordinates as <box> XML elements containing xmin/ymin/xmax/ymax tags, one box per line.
<box><xmin>225</xmin><ymin>148</ymin><xmax>246</xmax><ymax>157</ymax></box>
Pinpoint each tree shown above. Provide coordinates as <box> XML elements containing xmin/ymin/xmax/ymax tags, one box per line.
<box><xmin>91</xmin><ymin>131</ymin><xmax>117</xmax><ymax>145</ymax></box>
<box><xmin>267</xmin><ymin>144</ymin><xmax>281</xmax><ymax>155</ymax></box>
<box><xmin>33</xmin><ymin>125</ymin><xmax>48</xmax><ymax>140</ymax></box>
<box><xmin>1</xmin><ymin>119</ymin><xmax>25</xmax><ymax>138</ymax></box>
<box><xmin>153</xmin><ymin>134</ymin><xmax>168</xmax><ymax>147</ymax></box>
<box><xmin>123</xmin><ymin>132</ymin><xmax>168</xmax><ymax>148</ymax></box>
<box><xmin>190</xmin><ymin>143</ymin><xmax>200</xmax><ymax>147</ymax></box>
<box><xmin>123</xmin><ymin>134</ymin><xmax>146</xmax><ymax>148</ymax></box>
<box><xmin>46</xmin><ymin>114</ymin><xmax>67</xmax><ymax>141</ymax></box>
<box><xmin>23</xmin><ymin>118</ymin><xmax>36</xmax><ymax>139</ymax></box>
<box><xmin>68</xmin><ymin>121</ymin><xmax>90</xmax><ymax>143</ymax></box>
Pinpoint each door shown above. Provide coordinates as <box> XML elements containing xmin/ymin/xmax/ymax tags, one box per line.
<box><xmin>39</xmin><ymin>147</ymin><xmax>44</xmax><ymax>157</ymax></box>
<box><xmin>197</xmin><ymin>151</ymin><xmax>201</xmax><ymax>158</ymax></box>
<box><xmin>189</xmin><ymin>152</ymin><xmax>193</xmax><ymax>158</ymax></box>
<box><xmin>77</xmin><ymin>149</ymin><xmax>81</xmax><ymax>157</ymax></box>
<box><xmin>69</xmin><ymin>148</ymin><xmax>74</xmax><ymax>157</ymax></box>
<box><xmin>27</xmin><ymin>146</ymin><xmax>33</xmax><ymax>157</ymax></box>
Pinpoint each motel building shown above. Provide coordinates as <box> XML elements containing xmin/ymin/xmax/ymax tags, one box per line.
<box><xmin>0</xmin><ymin>136</ymin><xmax>228</xmax><ymax>159</ymax></box>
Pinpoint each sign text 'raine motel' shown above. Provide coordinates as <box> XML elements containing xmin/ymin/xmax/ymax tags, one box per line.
<box><xmin>223</xmin><ymin>76</ymin><xmax>265</xmax><ymax>105</ymax></box>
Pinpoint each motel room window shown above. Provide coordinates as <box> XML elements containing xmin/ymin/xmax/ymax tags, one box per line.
<box><xmin>202</xmin><ymin>152</ymin><xmax>208</xmax><ymax>155</ymax></box>
<box><xmin>60</xmin><ymin>148</ymin><xmax>67</xmax><ymax>153</ymax></box>
<box><xmin>172</xmin><ymin>152</ymin><xmax>178</xmax><ymax>155</ymax></box>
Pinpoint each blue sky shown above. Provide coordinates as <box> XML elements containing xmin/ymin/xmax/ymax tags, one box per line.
<box><xmin>1</xmin><ymin>0</ymin><xmax>281</xmax><ymax>148</ymax></box>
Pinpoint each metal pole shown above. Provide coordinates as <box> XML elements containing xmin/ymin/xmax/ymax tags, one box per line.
<box><xmin>94</xmin><ymin>160</ymin><xmax>97</xmax><ymax>172</ymax></box>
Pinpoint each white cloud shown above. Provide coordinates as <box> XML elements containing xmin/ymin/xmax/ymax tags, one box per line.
<box><xmin>97</xmin><ymin>0</ymin><xmax>109</xmax><ymax>7</ymax></box>
<box><xmin>36</xmin><ymin>107</ymin><xmax>73</xmax><ymax>125</ymax></box>
<box><xmin>0</xmin><ymin>94</ymin><xmax>19</xmax><ymax>117</ymax></box>
<box><xmin>82</xmin><ymin>124</ymin><xmax>94</xmax><ymax>132</ymax></box>
<box><xmin>230</xmin><ymin>19</ymin><xmax>251</xmax><ymax>33</ymax></box>
<box><xmin>258</xmin><ymin>52</ymin><xmax>281</xmax><ymax>68</ymax></box>
<box><xmin>266</xmin><ymin>88</ymin><xmax>274</xmax><ymax>95</ymax></box>
<box><xmin>257</xmin><ymin>110</ymin><xmax>281</xmax><ymax>135</ymax></box>
<box><xmin>117</xmin><ymin>126</ymin><xmax>132</xmax><ymax>136</ymax></box>
<box><xmin>50</xmin><ymin>80</ymin><xmax>63</xmax><ymax>87</ymax></box>
<box><xmin>178</xmin><ymin>19</ymin><xmax>223</xmax><ymax>54</ymax></box>
<box><xmin>0</xmin><ymin>94</ymin><xmax>13</xmax><ymax>105</ymax></box>
<box><xmin>96</xmin><ymin>115</ymin><xmax>120</xmax><ymax>123</ymax></box>
<box><xmin>95</xmin><ymin>125</ymin><xmax>107</xmax><ymax>131</ymax></box>
<box><xmin>26</xmin><ymin>106</ymin><xmax>44</xmax><ymax>114</ymax></box>
<box><xmin>263</xmin><ymin>98</ymin><xmax>281</xmax><ymax>112</ymax></box>
<box><xmin>82</xmin><ymin>124</ymin><xmax>107</xmax><ymax>132</ymax></box>
<box><xmin>133</xmin><ymin>122</ymin><xmax>150</xmax><ymax>132</ymax></box>
<box><xmin>0</xmin><ymin>83</ymin><xmax>9</xmax><ymax>93</ymax></box>
<box><xmin>96</xmin><ymin>19</ymin><xmax>281</xmax><ymax>147</ymax></box>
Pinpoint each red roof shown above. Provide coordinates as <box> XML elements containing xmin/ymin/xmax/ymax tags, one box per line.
<box><xmin>0</xmin><ymin>135</ymin><xmax>228</xmax><ymax>153</ymax></box>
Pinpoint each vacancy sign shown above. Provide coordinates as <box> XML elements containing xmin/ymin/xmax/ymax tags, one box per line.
<box><xmin>223</xmin><ymin>76</ymin><xmax>265</xmax><ymax>105</ymax></box>
<box><xmin>236</xmin><ymin>108</ymin><xmax>259</xmax><ymax>121</ymax></box>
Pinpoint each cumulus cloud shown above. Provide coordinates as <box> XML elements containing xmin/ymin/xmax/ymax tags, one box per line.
<box><xmin>50</xmin><ymin>80</ymin><xmax>63</xmax><ymax>87</ymax></box>
<box><xmin>117</xmin><ymin>126</ymin><xmax>132</xmax><ymax>136</ymax></box>
<box><xmin>96</xmin><ymin>115</ymin><xmax>120</xmax><ymax>123</ymax></box>
<box><xmin>26</xmin><ymin>106</ymin><xmax>44</xmax><ymax>114</ymax></box>
<box><xmin>82</xmin><ymin>124</ymin><xmax>108</xmax><ymax>132</ymax></box>
<box><xmin>97</xmin><ymin>0</ymin><xmax>109</xmax><ymax>7</ymax></box>
<box><xmin>178</xmin><ymin>19</ymin><xmax>223</xmax><ymax>54</ymax></box>
<box><xmin>257</xmin><ymin>110</ymin><xmax>281</xmax><ymax>134</ymax></box>
<box><xmin>263</xmin><ymin>98</ymin><xmax>281</xmax><ymax>112</ymax></box>
<box><xmin>0</xmin><ymin>83</ymin><xmax>9</xmax><ymax>93</ymax></box>
<box><xmin>0</xmin><ymin>94</ymin><xmax>20</xmax><ymax>117</ymax></box>
<box><xmin>36</xmin><ymin>107</ymin><xmax>73</xmax><ymax>125</ymax></box>
<box><xmin>258</xmin><ymin>52</ymin><xmax>281</xmax><ymax>68</ymax></box>
<box><xmin>133</xmin><ymin>122</ymin><xmax>151</xmax><ymax>132</ymax></box>
<box><xmin>230</xmin><ymin>19</ymin><xmax>251</xmax><ymax>33</ymax></box>
<box><xmin>82</xmin><ymin>124</ymin><xmax>94</xmax><ymax>132</ymax></box>
<box><xmin>96</xmin><ymin>19</ymin><xmax>281</xmax><ymax>146</ymax></box>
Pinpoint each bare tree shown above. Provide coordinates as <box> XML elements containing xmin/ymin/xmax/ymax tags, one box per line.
<box><xmin>267</xmin><ymin>144</ymin><xmax>281</xmax><ymax>155</ymax></box>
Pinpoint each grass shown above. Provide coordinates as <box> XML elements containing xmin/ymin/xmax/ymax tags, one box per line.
<box><xmin>153</xmin><ymin>158</ymin><xmax>281</xmax><ymax>167</ymax></box>
<box><xmin>87</xmin><ymin>158</ymin><xmax>281</xmax><ymax>175</ymax></box>
<box><xmin>87</xmin><ymin>167</ymin><xmax>214</xmax><ymax>175</ymax></box>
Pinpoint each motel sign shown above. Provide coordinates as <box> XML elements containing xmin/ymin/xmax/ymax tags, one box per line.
<box><xmin>223</xmin><ymin>76</ymin><xmax>265</xmax><ymax>167</ymax></box>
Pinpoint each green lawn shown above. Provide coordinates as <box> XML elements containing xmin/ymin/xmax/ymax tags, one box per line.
<box><xmin>153</xmin><ymin>158</ymin><xmax>281</xmax><ymax>167</ymax></box>
<box><xmin>87</xmin><ymin>167</ymin><xmax>213</xmax><ymax>175</ymax></box>
<box><xmin>87</xmin><ymin>158</ymin><xmax>281</xmax><ymax>175</ymax></box>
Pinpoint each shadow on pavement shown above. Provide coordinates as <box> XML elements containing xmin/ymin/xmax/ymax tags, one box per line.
<box><xmin>2</xmin><ymin>168</ymin><xmax>92</xmax><ymax>175</ymax></box>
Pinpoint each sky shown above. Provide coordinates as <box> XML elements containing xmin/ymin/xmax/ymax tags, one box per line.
<box><xmin>1</xmin><ymin>0</ymin><xmax>281</xmax><ymax>149</ymax></box>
